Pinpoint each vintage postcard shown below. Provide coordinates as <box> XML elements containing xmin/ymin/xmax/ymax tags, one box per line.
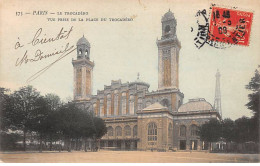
<box><xmin>0</xmin><ymin>0</ymin><xmax>259</xmax><ymax>163</ymax></box>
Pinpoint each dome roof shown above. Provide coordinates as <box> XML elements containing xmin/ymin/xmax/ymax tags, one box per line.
<box><xmin>129</xmin><ymin>73</ymin><xmax>150</xmax><ymax>87</ymax></box>
<box><xmin>178</xmin><ymin>98</ymin><xmax>213</xmax><ymax>112</ymax></box>
<box><xmin>162</xmin><ymin>9</ymin><xmax>175</xmax><ymax>22</ymax></box>
<box><xmin>77</xmin><ymin>35</ymin><xmax>90</xmax><ymax>47</ymax></box>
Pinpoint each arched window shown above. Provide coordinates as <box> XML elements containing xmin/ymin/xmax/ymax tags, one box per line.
<box><xmin>107</xmin><ymin>94</ymin><xmax>111</xmax><ymax>116</ymax></box>
<box><xmin>100</xmin><ymin>99</ymin><xmax>104</xmax><ymax>117</ymax></box>
<box><xmin>122</xmin><ymin>98</ymin><xmax>127</xmax><ymax>115</ymax></box>
<box><xmin>79</xmin><ymin>49</ymin><xmax>82</xmax><ymax>55</ymax></box>
<box><xmin>124</xmin><ymin>125</ymin><xmax>131</xmax><ymax>136</ymax></box>
<box><xmin>133</xmin><ymin>125</ymin><xmax>138</xmax><ymax>137</ymax></box>
<box><xmin>160</xmin><ymin>98</ymin><xmax>170</xmax><ymax>108</ymax></box>
<box><xmin>121</xmin><ymin>92</ymin><xmax>127</xmax><ymax>115</ymax></box>
<box><xmin>148</xmin><ymin>122</ymin><xmax>157</xmax><ymax>141</ymax></box>
<box><xmin>178</xmin><ymin>100</ymin><xmax>181</xmax><ymax>108</ymax></box>
<box><xmin>114</xmin><ymin>95</ymin><xmax>118</xmax><ymax>115</ymax></box>
<box><xmin>165</xmin><ymin>25</ymin><xmax>171</xmax><ymax>33</ymax></box>
<box><xmin>85</xmin><ymin>49</ymin><xmax>88</xmax><ymax>57</ymax></box>
<box><xmin>129</xmin><ymin>95</ymin><xmax>135</xmax><ymax>115</ymax></box>
<box><xmin>168</xmin><ymin>123</ymin><xmax>173</xmax><ymax>140</ymax></box>
<box><xmin>107</xmin><ymin>126</ymin><xmax>113</xmax><ymax>136</ymax></box>
<box><xmin>115</xmin><ymin>126</ymin><xmax>122</xmax><ymax>136</ymax></box>
<box><xmin>138</xmin><ymin>98</ymin><xmax>143</xmax><ymax>110</ymax></box>
<box><xmin>191</xmin><ymin>124</ymin><xmax>199</xmax><ymax>136</ymax></box>
<box><xmin>180</xmin><ymin>125</ymin><xmax>186</xmax><ymax>137</ymax></box>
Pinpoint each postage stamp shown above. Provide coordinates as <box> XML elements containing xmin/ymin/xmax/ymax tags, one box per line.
<box><xmin>208</xmin><ymin>6</ymin><xmax>253</xmax><ymax>46</ymax></box>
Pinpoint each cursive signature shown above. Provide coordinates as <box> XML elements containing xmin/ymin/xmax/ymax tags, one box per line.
<box><xmin>28</xmin><ymin>27</ymin><xmax>73</xmax><ymax>46</ymax></box>
<box><xmin>14</xmin><ymin>26</ymin><xmax>76</xmax><ymax>83</ymax></box>
<box><xmin>15</xmin><ymin>43</ymin><xmax>74</xmax><ymax>67</ymax></box>
<box><xmin>25</xmin><ymin>43</ymin><xmax>76</xmax><ymax>83</ymax></box>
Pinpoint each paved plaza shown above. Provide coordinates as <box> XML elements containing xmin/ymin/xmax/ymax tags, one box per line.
<box><xmin>0</xmin><ymin>150</ymin><xmax>259</xmax><ymax>163</ymax></box>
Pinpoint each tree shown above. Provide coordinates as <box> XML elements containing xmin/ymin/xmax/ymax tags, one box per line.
<box><xmin>43</xmin><ymin>94</ymin><xmax>61</xmax><ymax>151</ymax></box>
<box><xmin>30</xmin><ymin>96</ymin><xmax>50</xmax><ymax>152</ymax></box>
<box><xmin>233</xmin><ymin>116</ymin><xmax>255</xmax><ymax>143</ymax></box>
<box><xmin>80</xmin><ymin>110</ymin><xmax>95</xmax><ymax>152</ymax></box>
<box><xmin>56</xmin><ymin>103</ymin><xmax>107</xmax><ymax>152</ymax></box>
<box><xmin>93</xmin><ymin>116</ymin><xmax>107</xmax><ymax>139</ymax></box>
<box><xmin>245</xmin><ymin>69</ymin><xmax>260</xmax><ymax>119</ymax></box>
<box><xmin>8</xmin><ymin>85</ymin><xmax>42</xmax><ymax>151</ymax></box>
<box><xmin>222</xmin><ymin>118</ymin><xmax>235</xmax><ymax>142</ymax></box>
<box><xmin>0</xmin><ymin>87</ymin><xmax>11</xmax><ymax>131</ymax></box>
<box><xmin>0</xmin><ymin>132</ymin><xmax>22</xmax><ymax>151</ymax></box>
<box><xmin>245</xmin><ymin>68</ymin><xmax>259</xmax><ymax>143</ymax></box>
<box><xmin>198</xmin><ymin>119</ymin><xmax>221</xmax><ymax>151</ymax></box>
<box><xmin>56</xmin><ymin>103</ymin><xmax>83</xmax><ymax>152</ymax></box>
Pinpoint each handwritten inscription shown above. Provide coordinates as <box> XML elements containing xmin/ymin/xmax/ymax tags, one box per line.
<box><xmin>28</xmin><ymin>27</ymin><xmax>73</xmax><ymax>46</ymax></box>
<box><xmin>14</xmin><ymin>26</ymin><xmax>76</xmax><ymax>83</ymax></box>
<box><xmin>15</xmin><ymin>43</ymin><xmax>74</xmax><ymax>67</ymax></box>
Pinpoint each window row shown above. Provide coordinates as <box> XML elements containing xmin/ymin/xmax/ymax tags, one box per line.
<box><xmin>93</xmin><ymin>97</ymin><xmax>144</xmax><ymax>117</ymax></box>
<box><xmin>179</xmin><ymin>124</ymin><xmax>199</xmax><ymax>137</ymax></box>
<box><xmin>107</xmin><ymin>125</ymin><xmax>138</xmax><ymax>137</ymax></box>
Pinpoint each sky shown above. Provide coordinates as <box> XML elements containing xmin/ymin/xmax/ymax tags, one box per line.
<box><xmin>0</xmin><ymin>0</ymin><xmax>259</xmax><ymax>120</ymax></box>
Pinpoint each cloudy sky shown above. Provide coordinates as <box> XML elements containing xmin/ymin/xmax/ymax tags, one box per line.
<box><xmin>1</xmin><ymin>0</ymin><xmax>259</xmax><ymax>120</ymax></box>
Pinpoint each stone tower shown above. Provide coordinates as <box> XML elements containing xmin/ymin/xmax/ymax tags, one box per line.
<box><xmin>157</xmin><ymin>10</ymin><xmax>181</xmax><ymax>90</ymax></box>
<box><xmin>72</xmin><ymin>35</ymin><xmax>94</xmax><ymax>101</ymax></box>
<box><xmin>214</xmin><ymin>69</ymin><xmax>222</xmax><ymax>117</ymax></box>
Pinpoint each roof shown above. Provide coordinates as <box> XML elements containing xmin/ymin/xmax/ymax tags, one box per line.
<box><xmin>143</xmin><ymin>102</ymin><xmax>167</xmax><ymax>111</ymax></box>
<box><xmin>162</xmin><ymin>9</ymin><xmax>175</xmax><ymax>22</ymax></box>
<box><xmin>178</xmin><ymin>98</ymin><xmax>213</xmax><ymax>112</ymax></box>
<box><xmin>129</xmin><ymin>77</ymin><xmax>150</xmax><ymax>87</ymax></box>
<box><xmin>77</xmin><ymin>36</ymin><xmax>90</xmax><ymax>47</ymax></box>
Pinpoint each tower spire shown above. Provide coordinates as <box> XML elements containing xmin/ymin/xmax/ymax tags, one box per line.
<box><xmin>214</xmin><ymin>69</ymin><xmax>222</xmax><ymax>117</ymax></box>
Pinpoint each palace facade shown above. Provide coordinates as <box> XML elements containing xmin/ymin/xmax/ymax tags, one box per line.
<box><xmin>72</xmin><ymin>10</ymin><xmax>221</xmax><ymax>151</ymax></box>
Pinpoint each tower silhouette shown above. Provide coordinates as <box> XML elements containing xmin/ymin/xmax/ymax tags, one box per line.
<box><xmin>72</xmin><ymin>35</ymin><xmax>94</xmax><ymax>101</ymax></box>
<box><xmin>214</xmin><ymin>69</ymin><xmax>222</xmax><ymax>117</ymax></box>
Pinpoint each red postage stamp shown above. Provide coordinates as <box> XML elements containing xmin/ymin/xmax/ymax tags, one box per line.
<box><xmin>208</xmin><ymin>6</ymin><xmax>253</xmax><ymax>46</ymax></box>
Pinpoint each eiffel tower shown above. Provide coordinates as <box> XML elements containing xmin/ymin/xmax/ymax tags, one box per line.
<box><xmin>214</xmin><ymin>69</ymin><xmax>222</xmax><ymax>117</ymax></box>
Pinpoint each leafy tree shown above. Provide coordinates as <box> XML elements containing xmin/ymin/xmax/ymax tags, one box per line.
<box><xmin>43</xmin><ymin>94</ymin><xmax>61</xmax><ymax>151</ymax></box>
<box><xmin>93</xmin><ymin>116</ymin><xmax>107</xmax><ymax>139</ymax></box>
<box><xmin>56</xmin><ymin>103</ymin><xmax>83</xmax><ymax>151</ymax></box>
<box><xmin>198</xmin><ymin>119</ymin><xmax>221</xmax><ymax>151</ymax></box>
<box><xmin>56</xmin><ymin>103</ymin><xmax>107</xmax><ymax>152</ymax></box>
<box><xmin>233</xmin><ymin>116</ymin><xmax>255</xmax><ymax>143</ymax></box>
<box><xmin>0</xmin><ymin>132</ymin><xmax>22</xmax><ymax>151</ymax></box>
<box><xmin>1</xmin><ymin>85</ymin><xmax>107</xmax><ymax>152</ymax></box>
<box><xmin>29</xmin><ymin>96</ymin><xmax>50</xmax><ymax>152</ymax></box>
<box><xmin>0</xmin><ymin>87</ymin><xmax>12</xmax><ymax>131</ymax></box>
<box><xmin>245</xmin><ymin>69</ymin><xmax>260</xmax><ymax>118</ymax></box>
<box><xmin>221</xmin><ymin>118</ymin><xmax>235</xmax><ymax>142</ymax></box>
<box><xmin>80</xmin><ymin>110</ymin><xmax>95</xmax><ymax>151</ymax></box>
<box><xmin>245</xmin><ymin>68</ymin><xmax>259</xmax><ymax>143</ymax></box>
<box><xmin>8</xmin><ymin>85</ymin><xmax>42</xmax><ymax>151</ymax></box>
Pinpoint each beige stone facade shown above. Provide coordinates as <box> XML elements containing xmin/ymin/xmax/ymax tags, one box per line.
<box><xmin>72</xmin><ymin>10</ymin><xmax>221</xmax><ymax>151</ymax></box>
